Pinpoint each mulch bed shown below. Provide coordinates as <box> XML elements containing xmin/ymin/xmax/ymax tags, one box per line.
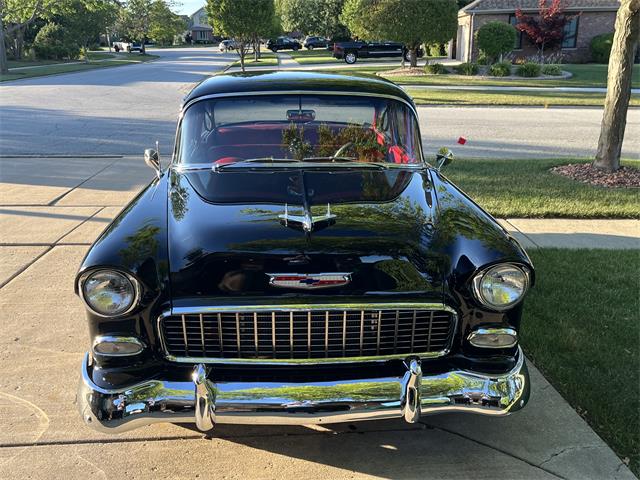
<box><xmin>550</xmin><ymin>163</ymin><xmax>640</xmax><ymax>188</ymax></box>
<box><xmin>382</xmin><ymin>67</ymin><xmax>426</xmax><ymax>76</ymax></box>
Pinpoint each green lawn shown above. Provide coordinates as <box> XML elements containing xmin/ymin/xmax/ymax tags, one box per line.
<box><xmin>230</xmin><ymin>52</ymin><xmax>278</xmax><ymax>67</ymax></box>
<box><xmin>407</xmin><ymin>88</ymin><xmax>639</xmax><ymax>107</ymax></box>
<box><xmin>522</xmin><ymin>249</ymin><xmax>640</xmax><ymax>476</ymax></box>
<box><xmin>445</xmin><ymin>158</ymin><xmax>639</xmax><ymax>218</ymax></box>
<box><xmin>1</xmin><ymin>52</ymin><xmax>158</xmax><ymax>82</ymax></box>
<box><xmin>289</xmin><ymin>49</ymin><xmax>337</xmax><ymax>64</ymax></box>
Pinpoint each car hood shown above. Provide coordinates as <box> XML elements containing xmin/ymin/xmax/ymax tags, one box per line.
<box><xmin>167</xmin><ymin>167</ymin><xmax>447</xmax><ymax>301</ymax></box>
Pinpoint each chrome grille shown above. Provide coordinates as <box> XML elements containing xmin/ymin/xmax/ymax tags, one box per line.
<box><xmin>160</xmin><ymin>306</ymin><xmax>456</xmax><ymax>362</ymax></box>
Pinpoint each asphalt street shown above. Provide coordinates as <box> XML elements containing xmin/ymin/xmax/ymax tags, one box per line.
<box><xmin>0</xmin><ymin>47</ymin><xmax>636</xmax><ymax>480</ymax></box>
<box><xmin>1</xmin><ymin>46</ymin><xmax>638</xmax><ymax>159</ymax></box>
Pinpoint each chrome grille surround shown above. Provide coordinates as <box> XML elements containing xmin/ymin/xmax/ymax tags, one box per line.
<box><xmin>158</xmin><ymin>303</ymin><xmax>457</xmax><ymax>365</ymax></box>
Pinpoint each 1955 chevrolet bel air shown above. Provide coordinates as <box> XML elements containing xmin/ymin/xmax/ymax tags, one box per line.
<box><xmin>76</xmin><ymin>71</ymin><xmax>533</xmax><ymax>433</ymax></box>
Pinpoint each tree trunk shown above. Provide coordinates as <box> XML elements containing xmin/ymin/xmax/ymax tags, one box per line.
<box><xmin>594</xmin><ymin>0</ymin><xmax>640</xmax><ymax>172</ymax></box>
<box><xmin>239</xmin><ymin>42</ymin><xmax>245</xmax><ymax>72</ymax></box>
<box><xmin>0</xmin><ymin>15</ymin><xmax>8</xmax><ymax>75</ymax></box>
<box><xmin>410</xmin><ymin>47</ymin><xmax>417</xmax><ymax>68</ymax></box>
<box><xmin>15</xmin><ymin>27</ymin><xmax>24</xmax><ymax>60</ymax></box>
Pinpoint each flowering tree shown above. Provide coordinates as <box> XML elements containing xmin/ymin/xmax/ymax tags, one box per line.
<box><xmin>515</xmin><ymin>0</ymin><xmax>573</xmax><ymax>63</ymax></box>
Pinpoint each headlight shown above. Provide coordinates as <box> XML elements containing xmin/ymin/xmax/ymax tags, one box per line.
<box><xmin>472</xmin><ymin>264</ymin><xmax>529</xmax><ymax>310</ymax></box>
<box><xmin>80</xmin><ymin>270</ymin><xmax>139</xmax><ymax>317</ymax></box>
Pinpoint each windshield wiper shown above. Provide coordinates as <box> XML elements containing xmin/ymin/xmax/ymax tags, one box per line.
<box><xmin>213</xmin><ymin>157</ymin><xmax>299</xmax><ymax>171</ymax></box>
<box><xmin>301</xmin><ymin>156</ymin><xmax>357</xmax><ymax>162</ymax></box>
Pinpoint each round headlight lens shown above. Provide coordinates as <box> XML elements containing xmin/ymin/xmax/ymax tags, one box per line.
<box><xmin>475</xmin><ymin>265</ymin><xmax>529</xmax><ymax>310</ymax></box>
<box><xmin>81</xmin><ymin>270</ymin><xmax>137</xmax><ymax>316</ymax></box>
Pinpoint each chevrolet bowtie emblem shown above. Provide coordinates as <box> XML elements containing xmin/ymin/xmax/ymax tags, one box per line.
<box><xmin>279</xmin><ymin>203</ymin><xmax>336</xmax><ymax>233</ymax></box>
<box><xmin>267</xmin><ymin>273</ymin><xmax>352</xmax><ymax>290</ymax></box>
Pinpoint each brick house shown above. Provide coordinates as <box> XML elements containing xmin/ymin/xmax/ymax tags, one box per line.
<box><xmin>450</xmin><ymin>0</ymin><xmax>620</xmax><ymax>63</ymax></box>
<box><xmin>187</xmin><ymin>7</ymin><xmax>214</xmax><ymax>44</ymax></box>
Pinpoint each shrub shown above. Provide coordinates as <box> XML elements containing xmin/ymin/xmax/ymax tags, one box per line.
<box><xmin>427</xmin><ymin>43</ymin><xmax>445</xmax><ymax>57</ymax></box>
<box><xmin>488</xmin><ymin>61</ymin><xmax>512</xmax><ymax>77</ymax></box>
<box><xmin>477</xmin><ymin>52</ymin><xmax>489</xmax><ymax>65</ymax></box>
<box><xmin>590</xmin><ymin>32</ymin><xmax>614</xmax><ymax>63</ymax></box>
<box><xmin>516</xmin><ymin>62</ymin><xmax>541</xmax><ymax>77</ymax></box>
<box><xmin>476</xmin><ymin>21</ymin><xmax>517</xmax><ymax>63</ymax></box>
<box><xmin>454</xmin><ymin>62</ymin><xmax>479</xmax><ymax>75</ymax></box>
<box><xmin>425</xmin><ymin>62</ymin><xmax>447</xmax><ymax>74</ymax></box>
<box><xmin>542</xmin><ymin>64</ymin><xmax>562</xmax><ymax>76</ymax></box>
<box><xmin>32</xmin><ymin>23</ymin><xmax>79</xmax><ymax>60</ymax></box>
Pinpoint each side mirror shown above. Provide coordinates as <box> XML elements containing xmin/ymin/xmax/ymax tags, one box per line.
<box><xmin>435</xmin><ymin>148</ymin><xmax>454</xmax><ymax>171</ymax></box>
<box><xmin>144</xmin><ymin>148</ymin><xmax>161</xmax><ymax>178</ymax></box>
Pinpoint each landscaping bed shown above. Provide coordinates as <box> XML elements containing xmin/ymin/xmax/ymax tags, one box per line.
<box><xmin>522</xmin><ymin>249</ymin><xmax>639</xmax><ymax>476</ymax></box>
<box><xmin>551</xmin><ymin>163</ymin><xmax>640</xmax><ymax>188</ymax></box>
<box><xmin>445</xmin><ymin>158</ymin><xmax>639</xmax><ymax>218</ymax></box>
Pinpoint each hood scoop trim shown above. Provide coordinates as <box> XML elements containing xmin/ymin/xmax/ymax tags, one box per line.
<box><xmin>279</xmin><ymin>203</ymin><xmax>336</xmax><ymax>233</ymax></box>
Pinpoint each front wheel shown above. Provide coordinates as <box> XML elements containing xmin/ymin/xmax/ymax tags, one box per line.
<box><xmin>307</xmin><ymin>45</ymin><xmax>314</xmax><ymax>50</ymax></box>
<box><xmin>293</xmin><ymin>45</ymin><xmax>299</xmax><ymax>51</ymax></box>
<box><xmin>404</xmin><ymin>51</ymin><xmax>412</xmax><ymax>63</ymax></box>
<box><xmin>344</xmin><ymin>52</ymin><xmax>357</xmax><ymax>64</ymax></box>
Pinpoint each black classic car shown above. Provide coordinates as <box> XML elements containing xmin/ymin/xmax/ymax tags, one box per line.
<box><xmin>267</xmin><ymin>36</ymin><xmax>301</xmax><ymax>52</ymax></box>
<box><xmin>76</xmin><ymin>71</ymin><xmax>532</xmax><ymax>434</ymax></box>
<box><xmin>333</xmin><ymin>40</ymin><xmax>424</xmax><ymax>64</ymax></box>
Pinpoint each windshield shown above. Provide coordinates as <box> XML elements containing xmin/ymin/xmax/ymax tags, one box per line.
<box><xmin>177</xmin><ymin>94</ymin><xmax>423</xmax><ymax>166</ymax></box>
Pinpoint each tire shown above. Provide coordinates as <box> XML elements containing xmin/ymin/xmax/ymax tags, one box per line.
<box><xmin>293</xmin><ymin>45</ymin><xmax>299</xmax><ymax>51</ymax></box>
<box><xmin>307</xmin><ymin>45</ymin><xmax>314</xmax><ymax>50</ymax></box>
<box><xmin>404</xmin><ymin>51</ymin><xmax>412</xmax><ymax>63</ymax></box>
<box><xmin>344</xmin><ymin>52</ymin><xmax>357</xmax><ymax>64</ymax></box>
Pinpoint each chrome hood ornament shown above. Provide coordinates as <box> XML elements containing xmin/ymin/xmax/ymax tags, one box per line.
<box><xmin>267</xmin><ymin>273</ymin><xmax>352</xmax><ymax>289</ymax></box>
<box><xmin>279</xmin><ymin>203</ymin><xmax>336</xmax><ymax>233</ymax></box>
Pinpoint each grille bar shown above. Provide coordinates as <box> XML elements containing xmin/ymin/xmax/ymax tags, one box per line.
<box><xmin>160</xmin><ymin>306</ymin><xmax>456</xmax><ymax>363</ymax></box>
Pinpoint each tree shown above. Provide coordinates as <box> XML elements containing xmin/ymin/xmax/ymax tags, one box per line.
<box><xmin>0</xmin><ymin>0</ymin><xmax>47</xmax><ymax>73</ymax></box>
<box><xmin>276</xmin><ymin>0</ymin><xmax>346</xmax><ymax>38</ymax></box>
<box><xmin>149</xmin><ymin>0</ymin><xmax>185</xmax><ymax>46</ymax></box>
<box><xmin>515</xmin><ymin>0</ymin><xmax>573</xmax><ymax>63</ymax></box>
<box><xmin>207</xmin><ymin>0</ymin><xmax>277</xmax><ymax>72</ymax></box>
<box><xmin>476</xmin><ymin>21</ymin><xmax>517</xmax><ymax>63</ymax></box>
<box><xmin>594</xmin><ymin>0</ymin><xmax>640</xmax><ymax>172</ymax></box>
<box><xmin>63</xmin><ymin>0</ymin><xmax>119</xmax><ymax>60</ymax></box>
<box><xmin>341</xmin><ymin>0</ymin><xmax>458</xmax><ymax>67</ymax></box>
<box><xmin>120</xmin><ymin>0</ymin><xmax>153</xmax><ymax>42</ymax></box>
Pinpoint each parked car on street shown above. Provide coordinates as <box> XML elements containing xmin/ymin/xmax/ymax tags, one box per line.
<box><xmin>76</xmin><ymin>71</ymin><xmax>532</xmax><ymax>434</ymax></box>
<box><xmin>332</xmin><ymin>40</ymin><xmax>424</xmax><ymax>64</ymax></box>
<box><xmin>303</xmin><ymin>36</ymin><xmax>330</xmax><ymax>49</ymax></box>
<box><xmin>219</xmin><ymin>39</ymin><xmax>237</xmax><ymax>52</ymax></box>
<box><xmin>267</xmin><ymin>36</ymin><xmax>301</xmax><ymax>52</ymax></box>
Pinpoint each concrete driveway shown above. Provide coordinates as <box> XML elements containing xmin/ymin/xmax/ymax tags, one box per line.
<box><xmin>0</xmin><ymin>47</ymin><xmax>635</xmax><ymax>479</ymax></box>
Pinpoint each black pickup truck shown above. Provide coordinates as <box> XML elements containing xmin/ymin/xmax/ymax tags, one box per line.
<box><xmin>332</xmin><ymin>40</ymin><xmax>424</xmax><ymax>64</ymax></box>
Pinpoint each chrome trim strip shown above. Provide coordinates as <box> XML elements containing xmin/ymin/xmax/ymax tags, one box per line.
<box><xmin>156</xmin><ymin>303</ymin><xmax>458</xmax><ymax>365</ymax></box>
<box><xmin>77</xmin><ymin>348</ymin><xmax>529</xmax><ymax>433</ymax></box>
<box><xmin>92</xmin><ymin>336</ymin><xmax>145</xmax><ymax>357</ymax></box>
<box><xmin>468</xmin><ymin>327</ymin><xmax>518</xmax><ymax>349</ymax></box>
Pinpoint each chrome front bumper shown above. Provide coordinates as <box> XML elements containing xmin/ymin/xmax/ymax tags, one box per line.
<box><xmin>77</xmin><ymin>349</ymin><xmax>529</xmax><ymax>434</ymax></box>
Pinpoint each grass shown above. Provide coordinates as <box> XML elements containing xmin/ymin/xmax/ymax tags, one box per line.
<box><xmin>1</xmin><ymin>52</ymin><xmax>158</xmax><ymax>82</ymax></box>
<box><xmin>230</xmin><ymin>52</ymin><xmax>278</xmax><ymax>67</ymax></box>
<box><xmin>407</xmin><ymin>88</ymin><xmax>639</xmax><ymax>107</ymax></box>
<box><xmin>289</xmin><ymin>49</ymin><xmax>338</xmax><ymax>64</ymax></box>
<box><xmin>522</xmin><ymin>249</ymin><xmax>640</xmax><ymax>476</ymax></box>
<box><xmin>445</xmin><ymin>158</ymin><xmax>639</xmax><ymax>218</ymax></box>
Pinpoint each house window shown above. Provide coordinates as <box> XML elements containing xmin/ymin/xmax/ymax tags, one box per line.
<box><xmin>509</xmin><ymin>15</ymin><xmax>523</xmax><ymax>50</ymax></box>
<box><xmin>562</xmin><ymin>17</ymin><xmax>579</xmax><ymax>48</ymax></box>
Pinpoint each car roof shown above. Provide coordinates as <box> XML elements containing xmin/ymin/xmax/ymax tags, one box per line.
<box><xmin>183</xmin><ymin>71</ymin><xmax>414</xmax><ymax>108</ymax></box>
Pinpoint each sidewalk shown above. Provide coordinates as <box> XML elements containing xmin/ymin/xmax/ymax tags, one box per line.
<box><xmin>499</xmin><ymin>218</ymin><xmax>640</xmax><ymax>249</ymax></box>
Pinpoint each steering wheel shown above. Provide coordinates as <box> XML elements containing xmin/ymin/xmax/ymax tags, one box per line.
<box><xmin>332</xmin><ymin>142</ymin><xmax>354</xmax><ymax>159</ymax></box>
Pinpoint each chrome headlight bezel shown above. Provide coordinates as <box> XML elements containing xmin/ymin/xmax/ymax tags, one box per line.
<box><xmin>78</xmin><ymin>269</ymin><xmax>141</xmax><ymax>318</ymax></box>
<box><xmin>471</xmin><ymin>263</ymin><xmax>531</xmax><ymax>311</ymax></box>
